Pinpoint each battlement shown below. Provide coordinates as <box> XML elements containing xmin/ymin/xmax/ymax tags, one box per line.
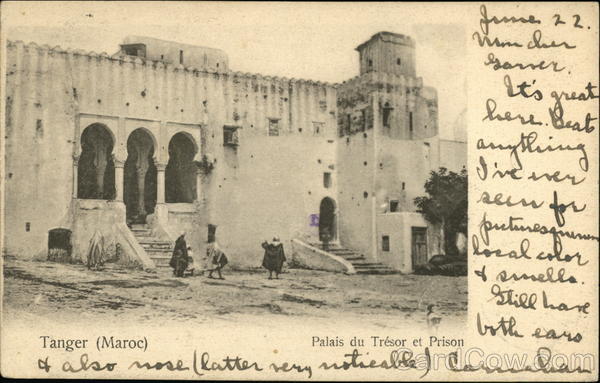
<box><xmin>356</xmin><ymin>31</ymin><xmax>415</xmax><ymax>51</ymax></box>
<box><xmin>6</xmin><ymin>40</ymin><xmax>338</xmax><ymax>90</ymax></box>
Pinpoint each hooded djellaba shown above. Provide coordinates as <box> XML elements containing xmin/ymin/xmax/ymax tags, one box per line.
<box><xmin>170</xmin><ymin>232</ymin><xmax>189</xmax><ymax>277</ymax></box>
<box><xmin>261</xmin><ymin>237</ymin><xmax>286</xmax><ymax>279</ymax></box>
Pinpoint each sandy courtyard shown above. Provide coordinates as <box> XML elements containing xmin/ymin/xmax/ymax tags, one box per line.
<box><xmin>3</xmin><ymin>256</ymin><xmax>467</xmax><ymax>329</ymax></box>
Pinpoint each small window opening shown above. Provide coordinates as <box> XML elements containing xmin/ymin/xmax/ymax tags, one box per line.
<box><xmin>409</xmin><ymin>112</ymin><xmax>414</xmax><ymax>133</ymax></box>
<box><xmin>223</xmin><ymin>126</ymin><xmax>240</xmax><ymax>146</ymax></box>
<box><xmin>382</xmin><ymin>235</ymin><xmax>390</xmax><ymax>252</ymax></box>
<box><xmin>368</xmin><ymin>59</ymin><xmax>373</xmax><ymax>67</ymax></box>
<box><xmin>268</xmin><ymin>119</ymin><xmax>280</xmax><ymax>136</ymax></box>
<box><xmin>397</xmin><ymin>58</ymin><xmax>401</xmax><ymax>65</ymax></box>
<box><xmin>323</xmin><ymin>172</ymin><xmax>332</xmax><ymax>188</ymax></box>
<box><xmin>402</xmin><ymin>182</ymin><xmax>406</xmax><ymax>190</ymax></box>
<box><xmin>25</xmin><ymin>222</ymin><xmax>31</xmax><ymax>232</ymax></box>
<box><xmin>361</xmin><ymin>109</ymin><xmax>366</xmax><ymax>131</ymax></box>
<box><xmin>313</xmin><ymin>121</ymin><xmax>323</xmax><ymax>135</ymax></box>
<box><xmin>179</xmin><ymin>50</ymin><xmax>184</xmax><ymax>65</ymax></box>
<box><xmin>390</xmin><ymin>200</ymin><xmax>399</xmax><ymax>212</ymax></box>
<box><xmin>383</xmin><ymin>103</ymin><xmax>393</xmax><ymax>128</ymax></box>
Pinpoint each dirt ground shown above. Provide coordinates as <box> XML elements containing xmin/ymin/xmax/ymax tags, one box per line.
<box><xmin>2</xmin><ymin>256</ymin><xmax>467</xmax><ymax>329</ymax></box>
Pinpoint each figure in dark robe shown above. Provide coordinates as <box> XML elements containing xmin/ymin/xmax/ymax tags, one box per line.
<box><xmin>170</xmin><ymin>233</ymin><xmax>189</xmax><ymax>277</ymax></box>
<box><xmin>261</xmin><ymin>237</ymin><xmax>286</xmax><ymax>279</ymax></box>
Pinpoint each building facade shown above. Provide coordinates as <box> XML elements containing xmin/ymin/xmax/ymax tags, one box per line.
<box><xmin>3</xmin><ymin>32</ymin><xmax>465</xmax><ymax>272</ymax></box>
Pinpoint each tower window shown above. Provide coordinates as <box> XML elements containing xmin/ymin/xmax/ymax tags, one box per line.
<box><xmin>389</xmin><ymin>200</ymin><xmax>399</xmax><ymax>212</ymax></box>
<box><xmin>383</xmin><ymin>103</ymin><xmax>393</xmax><ymax>128</ymax></box>
<box><xmin>368</xmin><ymin>59</ymin><xmax>373</xmax><ymax>67</ymax></box>
<box><xmin>179</xmin><ymin>50</ymin><xmax>184</xmax><ymax>65</ymax></box>
<box><xmin>409</xmin><ymin>112</ymin><xmax>414</xmax><ymax>132</ymax></box>
<box><xmin>397</xmin><ymin>58</ymin><xmax>401</xmax><ymax>65</ymax></box>
<box><xmin>223</xmin><ymin>125</ymin><xmax>239</xmax><ymax>146</ymax></box>
<box><xmin>313</xmin><ymin>121</ymin><xmax>324</xmax><ymax>135</ymax></box>
<box><xmin>323</xmin><ymin>172</ymin><xmax>332</xmax><ymax>188</ymax></box>
<box><xmin>268</xmin><ymin>119</ymin><xmax>280</xmax><ymax>136</ymax></box>
<box><xmin>382</xmin><ymin>235</ymin><xmax>390</xmax><ymax>252</ymax></box>
<box><xmin>361</xmin><ymin>109</ymin><xmax>366</xmax><ymax>131</ymax></box>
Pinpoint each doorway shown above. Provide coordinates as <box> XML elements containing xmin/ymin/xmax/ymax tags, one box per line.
<box><xmin>411</xmin><ymin>227</ymin><xmax>428</xmax><ymax>269</ymax></box>
<box><xmin>124</xmin><ymin>128</ymin><xmax>157</xmax><ymax>224</ymax></box>
<box><xmin>319</xmin><ymin>197</ymin><xmax>336</xmax><ymax>241</ymax></box>
<box><xmin>48</xmin><ymin>228</ymin><xmax>72</xmax><ymax>263</ymax></box>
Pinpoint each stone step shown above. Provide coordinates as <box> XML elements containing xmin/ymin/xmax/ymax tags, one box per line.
<box><xmin>130</xmin><ymin>224</ymin><xmax>150</xmax><ymax>229</ymax></box>
<box><xmin>355</xmin><ymin>269</ymin><xmax>397</xmax><ymax>275</ymax></box>
<box><xmin>138</xmin><ymin>240</ymin><xmax>173</xmax><ymax>249</ymax></box>
<box><xmin>144</xmin><ymin>248</ymin><xmax>173</xmax><ymax>255</ymax></box>
<box><xmin>151</xmin><ymin>256</ymin><xmax>172</xmax><ymax>267</ymax></box>
<box><xmin>336</xmin><ymin>253</ymin><xmax>364</xmax><ymax>258</ymax></box>
<box><xmin>306</xmin><ymin>241</ymin><xmax>397</xmax><ymax>275</ymax></box>
<box><xmin>132</xmin><ymin>230</ymin><xmax>152</xmax><ymax>235</ymax></box>
<box><xmin>354</xmin><ymin>264</ymin><xmax>391</xmax><ymax>269</ymax></box>
<box><xmin>343</xmin><ymin>256</ymin><xmax>366</xmax><ymax>262</ymax></box>
<box><xmin>352</xmin><ymin>262</ymin><xmax>385</xmax><ymax>266</ymax></box>
<box><xmin>329</xmin><ymin>250</ymin><xmax>355</xmax><ymax>255</ymax></box>
<box><xmin>142</xmin><ymin>246</ymin><xmax>173</xmax><ymax>253</ymax></box>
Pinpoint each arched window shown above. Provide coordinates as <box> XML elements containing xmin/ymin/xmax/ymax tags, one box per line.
<box><xmin>77</xmin><ymin>124</ymin><xmax>115</xmax><ymax>199</ymax></box>
<box><xmin>166</xmin><ymin>132</ymin><xmax>197</xmax><ymax>203</ymax></box>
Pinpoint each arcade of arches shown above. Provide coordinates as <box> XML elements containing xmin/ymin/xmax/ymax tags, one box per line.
<box><xmin>76</xmin><ymin>124</ymin><xmax>201</xmax><ymax>224</ymax></box>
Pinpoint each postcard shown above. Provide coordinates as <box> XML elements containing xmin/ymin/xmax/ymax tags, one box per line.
<box><xmin>1</xmin><ymin>1</ymin><xmax>598</xmax><ymax>380</ymax></box>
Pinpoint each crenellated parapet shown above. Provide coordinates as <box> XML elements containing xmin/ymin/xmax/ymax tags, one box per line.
<box><xmin>5</xmin><ymin>39</ymin><xmax>340</xmax><ymax>140</ymax></box>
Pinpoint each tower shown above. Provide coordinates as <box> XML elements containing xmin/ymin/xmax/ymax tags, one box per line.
<box><xmin>355</xmin><ymin>32</ymin><xmax>416</xmax><ymax>77</ymax></box>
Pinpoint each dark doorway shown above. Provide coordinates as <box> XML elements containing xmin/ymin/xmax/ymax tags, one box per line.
<box><xmin>78</xmin><ymin>124</ymin><xmax>115</xmax><ymax>199</ymax></box>
<box><xmin>48</xmin><ymin>228</ymin><xmax>72</xmax><ymax>263</ymax></box>
<box><xmin>411</xmin><ymin>227</ymin><xmax>428</xmax><ymax>269</ymax></box>
<box><xmin>124</xmin><ymin>128</ymin><xmax>157</xmax><ymax>224</ymax></box>
<box><xmin>166</xmin><ymin>133</ymin><xmax>197</xmax><ymax>203</ymax></box>
<box><xmin>319</xmin><ymin>197</ymin><xmax>336</xmax><ymax>241</ymax></box>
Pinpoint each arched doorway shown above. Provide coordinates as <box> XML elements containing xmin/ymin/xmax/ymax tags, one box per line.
<box><xmin>77</xmin><ymin>124</ymin><xmax>115</xmax><ymax>199</ymax></box>
<box><xmin>165</xmin><ymin>132</ymin><xmax>197</xmax><ymax>203</ymax></box>
<box><xmin>124</xmin><ymin>128</ymin><xmax>157</xmax><ymax>224</ymax></box>
<box><xmin>319</xmin><ymin>197</ymin><xmax>337</xmax><ymax>241</ymax></box>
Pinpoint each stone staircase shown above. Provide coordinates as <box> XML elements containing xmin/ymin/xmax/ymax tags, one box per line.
<box><xmin>130</xmin><ymin>224</ymin><xmax>173</xmax><ymax>268</ymax></box>
<box><xmin>311</xmin><ymin>243</ymin><xmax>397</xmax><ymax>275</ymax></box>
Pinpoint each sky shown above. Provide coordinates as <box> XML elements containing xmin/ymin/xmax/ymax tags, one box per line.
<box><xmin>3</xmin><ymin>2</ymin><xmax>467</xmax><ymax>140</ymax></box>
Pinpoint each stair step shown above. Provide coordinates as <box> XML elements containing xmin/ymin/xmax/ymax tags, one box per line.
<box><xmin>354</xmin><ymin>266</ymin><xmax>392</xmax><ymax>271</ymax></box>
<box><xmin>352</xmin><ymin>262</ymin><xmax>385</xmax><ymax>266</ymax></box>
<box><xmin>343</xmin><ymin>257</ymin><xmax>365</xmax><ymax>261</ymax></box>
<box><xmin>150</xmin><ymin>253</ymin><xmax>172</xmax><ymax>258</ymax></box>
<box><xmin>144</xmin><ymin>248</ymin><xmax>173</xmax><ymax>254</ymax></box>
<box><xmin>139</xmin><ymin>241</ymin><xmax>172</xmax><ymax>248</ymax></box>
<box><xmin>356</xmin><ymin>269</ymin><xmax>397</xmax><ymax>275</ymax></box>
<box><xmin>306</xmin><ymin>241</ymin><xmax>397</xmax><ymax>275</ymax></box>
<box><xmin>151</xmin><ymin>257</ymin><xmax>172</xmax><ymax>267</ymax></box>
